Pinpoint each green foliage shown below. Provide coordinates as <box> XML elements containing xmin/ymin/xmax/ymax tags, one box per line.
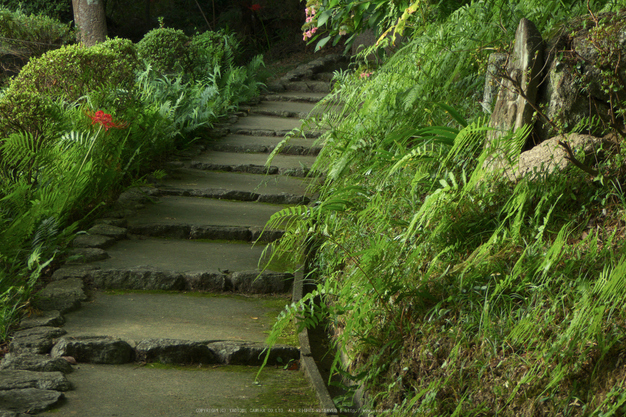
<box><xmin>8</xmin><ymin>38</ymin><xmax>139</xmax><ymax>102</ymax></box>
<box><xmin>0</xmin><ymin>6</ymin><xmax>73</xmax><ymax>53</ymax></box>
<box><xmin>137</xmin><ymin>28</ymin><xmax>192</xmax><ymax>76</ymax></box>
<box><xmin>137</xmin><ymin>28</ymin><xmax>237</xmax><ymax>82</ymax></box>
<box><xmin>0</xmin><ymin>23</ymin><xmax>265</xmax><ymax>342</ymax></box>
<box><xmin>0</xmin><ymin>6</ymin><xmax>73</xmax><ymax>81</ymax></box>
<box><xmin>0</xmin><ymin>0</ymin><xmax>72</xmax><ymax>21</ymax></box>
<box><xmin>264</xmin><ymin>1</ymin><xmax>626</xmax><ymax>415</ymax></box>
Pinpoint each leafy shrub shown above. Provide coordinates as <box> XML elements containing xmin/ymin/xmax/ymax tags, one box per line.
<box><xmin>137</xmin><ymin>28</ymin><xmax>235</xmax><ymax>81</ymax></box>
<box><xmin>190</xmin><ymin>30</ymin><xmax>228</xmax><ymax>74</ymax></box>
<box><xmin>7</xmin><ymin>37</ymin><xmax>139</xmax><ymax>101</ymax></box>
<box><xmin>0</xmin><ymin>7</ymin><xmax>73</xmax><ymax>79</ymax></box>
<box><xmin>137</xmin><ymin>28</ymin><xmax>192</xmax><ymax>76</ymax></box>
<box><xmin>0</xmin><ymin>0</ymin><xmax>72</xmax><ymax>22</ymax></box>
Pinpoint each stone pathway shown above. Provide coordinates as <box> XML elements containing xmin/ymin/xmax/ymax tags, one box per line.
<box><xmin>0</xmin><ymin>55</ymin><xmax>347</xmax><ymax>417</ymax></box>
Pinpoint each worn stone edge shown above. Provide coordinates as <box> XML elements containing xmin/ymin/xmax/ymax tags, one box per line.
<box><xmin>292</xmin><ymin>267</ymin><xmax>338</xmax><ymax>417</ymax></box>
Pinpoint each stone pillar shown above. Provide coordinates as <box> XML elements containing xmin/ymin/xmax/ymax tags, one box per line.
<box><xmin>486</xmin><ymin>18</ymin><xmax>544</xmax><ymax>149</ymax></box>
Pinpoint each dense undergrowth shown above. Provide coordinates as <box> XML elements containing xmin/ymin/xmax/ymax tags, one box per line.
<box><xmin>0</xmin><ymin>11</ymin><xmax>264</xmax><ymax>344</ymax></box>
<box><xmin>263</xmin><ymin>0</ymin><xmax>626</xmax><ymax>415</ymax></box>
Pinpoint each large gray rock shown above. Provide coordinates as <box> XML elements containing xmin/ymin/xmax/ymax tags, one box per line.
<box><xmin>9</xmin><ymin>327</ymin><xmax>66</xmax><ymax>355</ymax></box>
<box><xmin>0</xmin><ymin>370</ymin><xmax>72</xmax><ymax>391</ymax></box>
<box><xmin>488</xmin><ymin>19</ymin><xmax>544</xmax><ymax>148</ymax></box>
<box><xmin>1</xmin><ymin>353</ymin><xmax>73</xmax><ymax>374</ymax></box>
<box><xmin>86</xmin><ymin>224</ymin><xmax>127</xmax><ymax>240</ymax></box>
<box><xmin>19</xmin><ymin>310</ymin><xmax>64</xmax><ymax>329</ymax></box>
<box><xmin>229</xmin><ymin>271</ymin><xmax>293</xmax><ymax>294</ymax></box>
<box><xmin>66</xmin><ymin>247</ymin><xmax>109</xmax><ymax>264</ymax></box>
<box><xmin>535</xmin><ymin>18</ymin><xmax>626</xmax><ymax>141</ymax></box>
<box><xmin>51</xmin><ymin>264</ymin><xmax>99</xmax><ymax>281</ymax></box>
<box><xmin>495</xmin><ymin>132</ymin><xmax>616</xmax><ymax>182</ymax></box>
<box><xmin>0</xmin><ymin>388</ymin><xmax>63</xmax><ymax>414</ymax></box>
<box><xmin>31</xmin><ymin>278</ymin><xmax>87</xmax><ymax>314</ymax></box>
<box><xmin>183</xmin><ymin>271</ymin><xmax>226</xmax><ymax>292</ymax></box>
<box><xmin>208</xmin><ymin>341</ymin><xmax>299</xmax><ymax>366</ymax></box>
<box><xmin>135</xmin><ymin>339</ymin><xmax>217</xmax><ymax>365</ymax></box>
<box><xmin>90</xmin><ymin>268</ymin><xmax>187</xmax><ymax>291</ymax></box>
<box><xmin>51</xmin><ymin>336</ymin><xmax>134</xmax><ymax>364</ymax></box>
<box><xmin>72</xmin><ymin>234</ymin><xmax>116</xmax><ymax>249</ymax></box>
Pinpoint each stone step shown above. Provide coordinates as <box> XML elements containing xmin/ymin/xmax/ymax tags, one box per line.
<box><xmin>250</xmin><ymin>101</ymin><xmax>320</xmax><ymax>119</ymax></box>
<box><xmin>190</xmin><ymin>151</ymin><xmax>318</xmax><ymax>177</ymax></box>
<box><xmin>231</xmin><ymin>114</ymin><xmax>324</xmax><ymax>137</ymax></box>
<box><xmin>263</xmin><ymin>91</ymin><xmax>328</xmax><ymax>103</ymax></box>
<box><xmin>208</xmin><ymin>134</ymin><xmax>322</xmax><ymax>156</ymax></box>
<box><xmin>60</xmin><ymin>363</ymin><xmax>324</xmax><ymax>417</ymax></box>
<box><xmin>59</xmin><ymin>292</ymin><xmax>291</xmax><ymax>346</ymax></box>
<box><xmin>158</xmin><ymin>169</ymin><xmax>315</xmax><ymax>204</ymax></box>
<box><xmin>282</xmin><ymin>80</ymin><xmax>331</xmax><ymax>93</ymax></box>
<box><xmin>125</xmin><ymin>196</ymin><xmax>288</xmax><ymax>240</ymax></box>
<box><xmin>52</xmin><ymin>238</ymin><xmax>292</xmax><ymax>293</ymax></box>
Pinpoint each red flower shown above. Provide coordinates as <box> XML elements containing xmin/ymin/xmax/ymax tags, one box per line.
<box><xmin>86</xmin><ymin>110</ymin><xmax>128</xmax><ymax>131</ymax></box>
<box><xmin>248</xmin><ymin>3</ymin><xmax>262</xmax><ymax>11</ymax></box>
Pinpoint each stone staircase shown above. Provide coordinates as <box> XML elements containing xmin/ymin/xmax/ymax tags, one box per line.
<box><xmin>0</xmin><ymin>54</ymin><xmax>347</xmax><ymax>417</ymax></box>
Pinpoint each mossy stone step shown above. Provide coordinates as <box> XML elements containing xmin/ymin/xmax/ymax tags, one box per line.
<box><xmin>159</xmin><ymin>169</ymin><xmax>313</xmax><ymax>200</ymax></box>
<box><xmin>190</xmin><ymin>151</ymin><xmax>317</xmax><ymax>176</ymax></box>
<box><xmin>60</xmin><ymin>292</ymin><xmax>293</xmax><ymax>345</ymax></box>
<box><xmin>208</xmin><ymin>134</ymin><xmax>321</xmax><ymax>156</ymax></box>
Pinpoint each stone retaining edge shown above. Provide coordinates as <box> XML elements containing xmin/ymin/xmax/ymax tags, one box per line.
<box><xmin>292</xmin><ymin>267</ymin><xmax>338</xmax><ymax>417</ymax></box>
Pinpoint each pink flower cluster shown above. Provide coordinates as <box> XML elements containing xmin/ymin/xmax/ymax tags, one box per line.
<box><xmin>360</xmin><ymin>72</ymin><xmax>373</xmax><ymax>79</ymax></box>
<box><xmin>303</xmin><ymin>6</ymin><xmax>317</xmax><ymax>40</ymax></box>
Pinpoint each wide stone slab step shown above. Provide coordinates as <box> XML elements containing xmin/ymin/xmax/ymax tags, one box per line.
<box><xmin>59</xmin><ymin>363</ymin><xmax>323</xmax><ymax>417</ymax></box>
<box><xmin>125</xmin><ymin>196</ymin><xmax>286</xmax><ymax>232</ymax></box>
<box><xmin>50</xmin><ymin>337</ymin><xmax>298</xmax><ymax>367</ymax></box>
<box><xmin>208</xmin><ymin>134</ymin><xmax>322</xmax><ymax>156</ymax></box>
<box><xmin>52</xmin><ymin>266</ymin><xmax>293</xmax><ymax>294</ymax></box>
<box><xmin>231</xmin><ymin>114</ymin><xmax>324</xmax><ymax>137</ymax></box>
<box><xmin>66</xmin><ymin>238</ymin><xmax>269</xmax><ymax>274</ymax></box>
<box><xmin>190</xmin><ymin>151</ymin><xmax>318</xmax><ymax>177</ymax></box>
<box><xmin>60</xmin><ymin>292</ymin><xmax>293</xmax><ymax>345</ymax></box>
<box><xmin>250</xmin><ymin>101</ymin><xmax>322</xmax><ymax>119</ymax></box>
<box><xmin>159</xmin><ymin>169</ymin><xmax>314</xmax><ymax>202</ymax></box>
<box><xmin>263</xmin><ymin>91</ymin><xmax>328</xmax><ymax>103</ymax></box>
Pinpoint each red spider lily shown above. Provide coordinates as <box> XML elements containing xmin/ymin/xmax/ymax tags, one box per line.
<box><xmin>248</xmin><ymin>3</ymin><xmax>262</xmax><ymax>11</ymax></box>
<box><xmin>86</xmin><ymin>110</ymin><xmax>128</xmax><ymax>131</ymax></box>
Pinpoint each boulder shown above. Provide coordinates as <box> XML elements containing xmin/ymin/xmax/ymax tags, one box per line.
<box><xmin>535</xmin><ymin>15</ymin><xmax>626</xmax><ymax>141</ymax></box>
<box><xmin>31</xmin><ymin>278</ymin><xmax>87</xmax><ymax>314</ymax></box>
<box><xmin>228</xmin><ymin>271</ymin><xmax>293</xmax><ymax>293</ymax></box>
<box><xmin>19</xmin><ymin>310</ymin><xmax>64</xmax><ymax>329</ymax></box>
<box><xmin>0</xmin><ymin>388</ymin><xmax>63</xmax><ymax>414</ymax></box>
<box><xmin>9</xmin><ymin>327</ymin><xmax>66</xmax><ymax>355</ymax></box>
<box><xmin>86</xmin><ymin>224</ymin><xmax>127</xmax><ymax>240</ymax></box>
<box><xmin>135</xmin><ymin>339</ymin><xmax>217</xmax><ymax>365</ymax></box>
<box><xmin>72</xmin><ymin>234</ymin><xmax>116</xmax><ymax>249</ymax></box>
<box><xmin>0</xmin><ymin>370</ymin><xmax>71</xmax><ymax>391</ymax></box>
<box><xmin>89</xmin><ymin>268</ymin><xmax>187</xmax><ymax>291</ymax></box>
<box><xmin>66</xmin><ymin>247</ymin><xmax>109</xmax><ymax>264</ymax></box>
<box><xmin>208</xmin><ymin>341</ymin><xmax>299</xmax><ymax>366</ymax></box>
<box><xmin>1</xmin><ymin>353</ymin><xmax>73</xmax><ymax>374</ymax></box>
<box><xmin>494</xmin><ymin>132</ymin><xmax>616</xmax><ymax>182</ymax></box>
<box><xmin>183</xmin><ymin>271</ymin><xmax>226</xmax><ymax>292</ymax></box>
<box><xmin>51</xmin><ymin>336</ymin><xmax>134</xmax><ymax>364</ymax></box>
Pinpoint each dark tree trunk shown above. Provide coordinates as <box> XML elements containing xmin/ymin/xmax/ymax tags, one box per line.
<box><xmin>72</xmin><ymin>0</ymin><xmax>108</xmax><ymax>47</ymax></box>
